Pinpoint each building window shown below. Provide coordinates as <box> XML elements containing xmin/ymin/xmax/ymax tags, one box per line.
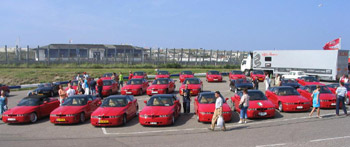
<box><xmin>107</xmin><ymin>49</ymin><xmax>116</xmax><ymax>57</ymax></box>
<box><xmin>265</xmin><ymin>57</ymin><xmax>272</xmax><ymax>61</ymax></box>
<box><xmin>79</xmin><ymin>49</ymin><xmax>88</xmax><ymax>58</ymax></box>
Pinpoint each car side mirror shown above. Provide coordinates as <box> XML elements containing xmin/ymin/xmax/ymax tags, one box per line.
<box><xmin>144</xmin><ymin>100</ymin><xmax>147</xmax><ymax>104</ymax></box>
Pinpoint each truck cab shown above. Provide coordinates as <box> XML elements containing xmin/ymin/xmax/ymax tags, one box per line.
<box><xmin>241</xmin><ymin>53</ymin><xmax>253</xmax><ymax>75</ymax></box>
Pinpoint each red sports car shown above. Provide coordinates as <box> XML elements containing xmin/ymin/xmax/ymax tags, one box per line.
<box><xmin>179</xmin><ymin>71</ymin><xmax>194</xmax><ymax>83</ymax></box>
<box><xmin>91</xmin><ymin>95</ymin><xmax>138</xmax><ymax>126</ymax></box>
<box><xmin>179</xmin><ymin>78</ymin><xmax>203</xmax><ymax>96</ymax></box>
<box><xmin>139</xmin><ymin>94</ymin><xmax>181</xmax><ymax>126</ymax></box>
<box><xmin>231</xmin><ymin>90</ymin><xmax>275</xmax><ymax>118</ymax></box>
<box><xmin>97</xmin><ymin>80</ymin><xmax>119</xmax><ymax>97</ymax></box>
<box><xmin>296</xmin><ymin>76</ymin><xmax>324</xmax><ymax>86</ymax></box>
<box><xmin>50</xmin><ymin>95</ymin><xmax>101</xmax><ymax>124</ymax></box>
<box><xmin>147</xmin><ymin>78</ymin><xmax>176</xmax><ymax>96</ymax></box>
<box><xmin>206</xmin><ymin>70</ymin><xmax>223</xmax><ymax>82</ymax></box>
<box><xmin>155</xmin><ymin>71</ymin><xmax>170</xmax><ymax>79</ymax></box>
<box><xmin>297</xmin><ymin>85</ymin><xmax>338</xmax><ymax>108</ymax></box>
<box><xmin>229</xmin><ymin>70</ymin><xmax>246</xmax><ymax>80</ymax></box>
<box><xmin>250</xmin><ymin>70</ymin><xmax>265</xmax><ymax>82</ymax></box>
<box><xmin>2</xmin><ymin>95</ymin><xmax>59</xmax><ymax>123</ymax></box>
<box><xmin>194</xmin><ymin>92</ymin><xmax>232</xmax><ymax>122</ymax></box>
<box><xmin>266</xmin><ymin>86</ymin><xmax>311</xmax><ymax>112</ymax></box>
<box><xmin>132</xmin><ymin>71</ymin><xmax>148</xmax><ymax>79</ymax></box>
<box><xmin>0</xmin><ymin>84</ymin><xmax>10</xmax><ymax>96</ymax></box>
<box><xmin>121</xmin><ymin>78</ymin><xmax>149</xmax><ymax>95</ymax></box>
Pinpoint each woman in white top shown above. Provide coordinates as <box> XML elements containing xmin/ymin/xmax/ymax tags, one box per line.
<box><xmin>265</xmin><ymin>74</ymin><xmax>270</xmax><ymax>90</ymax></box>
<box><xmin>239</xmin><ymin>89</ymin><xmax>250</xmax><ymax>124</ymax></box>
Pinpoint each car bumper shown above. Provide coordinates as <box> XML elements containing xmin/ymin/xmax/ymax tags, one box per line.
<box><xmin>283</xmin><ymin>104</ymin><xmax>311</xmax><ymax>112</ymax></box>
<box><xmin>2</xmin><ymin>116</ymin><xmax>31</xmax><ymax>123</ymax></box>
<box><xmin>121</xmin><ymin>91</ymin><xmax>138</xmax><ymax>95</ymax></box>
<box><xmin>50</xmin><ymin>116</ymin><xmax>80</xmax><ymax>124</ymax></box>
<box><xmin>139</xmin><ymin>116</ymin><xmax>172</xmax><ymax>126</ymax></box>
<box><xmin>207</xmin><ymin>78</ymin><xmax>223</xmax><ymax>82</ymax></box>
<box><xmin>197</xmin><ymin>113</ymin><xmax>232</xmax><ymax>122</ymax></box>
<box><xmin>247</xmin><ymin>109</ymin><xmax>275</xmax><ymax>118</ymax></box>
<box><xmin>147</xmin><ymin>90</ymin><xmax>166</xmax><ymax>96</ymax></box>
<box><xmin>320</xmin><ymin>101</ymin><xmax>338</xmax><ymax>108</ymax></box>
<box><xmin>91</xmin><ymin>117</ymin><xmax>122</xmax><ymax>126</ymax></box>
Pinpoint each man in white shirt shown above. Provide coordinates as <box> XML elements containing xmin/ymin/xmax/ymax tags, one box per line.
<box><xmin>66</xmin><ymin>83</ymin><xmax>76</xmax><ymax>97</ymax></box>
<box><xmin>208</xmin><ymin>91</ymin><xmax>226</xmax><ymax>131</ymax></box>
<box><xmin>335</xmin><ymin>82</ymin><xmax>348</xmax><ymax>116</ymax></box>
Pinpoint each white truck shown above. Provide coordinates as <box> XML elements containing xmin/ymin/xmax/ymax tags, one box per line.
<box><xmin>240</xmin><ymin>50</ymin><xmax>349</xmax><ymax>81</ymax></box>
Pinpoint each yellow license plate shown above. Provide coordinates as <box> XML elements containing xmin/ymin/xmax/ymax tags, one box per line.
<box><xmin>38</xmin><ymin>93</ymin><xmax>44</xmax><ymax>95</ymax></box>
<box><xmin>99</xmin><ymin>120</ymin><xmax>109</xmax><ymax>124</ymax></box>
<box><xmin>56</xmin><ymin>118</ymin><xmax>66</xmax><ymax>122</ymax></box>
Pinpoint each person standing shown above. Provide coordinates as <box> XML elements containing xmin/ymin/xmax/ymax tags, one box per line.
<box><xmin>336</xmin><ymin>82</ymin><xmax>348</xmax><ymax>116</ymax></box>
<box><xmin>182</xmin><ymin>84</ymin><xmax>191</xmax><ymax>114</ymax></box>
<box><xmin>344</xmin><ymin>75</ymin><xmax>349</xmax><ymax>83</ymax></box>
<box><xmin>0</xmin><ymin>90</ymin><xmax>8</xmax><ymax>119</ymax></box>
<box><xmin>238</xmin><ymin>89</ymin><xmax>250</xmax><ymax>124</ymax></box>
<box><xmin>253</xmin><ymin>79</ymin><xmax>259</xmax><ymax>90</ymax></box>
<box><xmin>119</xmin><ymin>72</ymin><xmax>124</xmax><ymax>88</ymax></box>
<box><xmin>76</xmin><ymin>74</ymin><xmax>80</xmax><ymax>81</ymax></box>
<box><xmin>309</xmin><ymin>85</ymin><xmax>322</xmax><ymax>118</ymax></box>
<box><xmin>66</xmin><ymin>83</ymin><xmax>76</xmax><ymax>97</ymax></box>
<box><xmin>83</xmin><ymin>72</ymin><xmax>89</xmax><ymax>79</ymax></box>
<box><xmin>97</xmin><ymin>77</ymin><xmax>104</xmax><ymax>99</ymax></box>
<box><xmin>265</xmin><ymin>73</ymin><xmax>270</xmax><ymax>90</ymax></box>
<box><xmin>275</xmin><ymin>74</ymin><xmax>281</xmax><ymax>86</ymax></box>
<box><xmin>58</xmin><ymin>85</ymin><xmax>67</xmax><ymax>106</ymax></box>
<box><xmin>77</xmin><ymin>78</ymin><xmax>84</xmax><ymax>95</ymax></box>
<box><xmin>84</xmin><ymin>78</ymin><xmax>90</xmax><ymax>95</ymax></box>
<box><xmin>128</xmin><ymin>71</ymin><xmax>133</xmax><ymax>80</ymax></box>
<box><xmin>90</xmin><ymin>78</ymin><xmax>97</xmax><ymax>95</ymax></box>
<box><xmin>208</xmin><ymin>91</ymin><xmax>226</xmax><ymax>131</ymax></box>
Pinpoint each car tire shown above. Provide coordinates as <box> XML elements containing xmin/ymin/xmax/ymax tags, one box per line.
<box><xmin>345</xmin><ymin>97</ymin><xmax>350</xmax><ymax>105</ymax></box>
<box><xmin>171</xmin><ymin>113</ymin><xmax>175</xmax><ymax>125</ymax></box>
<box><xmin>29</xmin><ymin>112</ymin><xmax>38</xmax><ymax>123</ymax></box>
<box><xmin>278</xmin><ymin>102</ymin><xmax>283</xmax><ymax>112</ymax></box>
<box><xmin>122</xmin><ymin>114</ymin><xmax>127</xmax><ymax>125</ymax></box>
<box><xmin>80</xmin><ymin>112</ymin><xmax>85</xmax><ymax>123</ymax></box>
<box><xmin>135</xmin><ymin>106</ymin><xmax>139</xmax><ymax>116</ymax></box>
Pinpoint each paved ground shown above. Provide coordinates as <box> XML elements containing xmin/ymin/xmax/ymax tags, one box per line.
<box><xmin>1</xmin><ymin>77</ymin><xmax>349</xmax><ymax>147</ymax></box>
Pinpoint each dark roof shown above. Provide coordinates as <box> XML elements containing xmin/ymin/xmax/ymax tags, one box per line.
<box><xmin>34</xmin><ymin>44</ymin><xmax>145</xmax><ymax>50</ymax></box>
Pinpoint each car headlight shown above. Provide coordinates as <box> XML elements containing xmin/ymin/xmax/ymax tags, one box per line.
<box><xmin>158</xmin><ymin>89</ymin><xmax>165</xmax><ymax>91</ymax></box>
<box><xmin>284</xmin><ymin>103</ymin><xmax>294</xmax><ymax>105</ymax></box>
<box><xmin>2</xmin><ymin>114</ymin><xmax>8</xmax><ymax>116</ymax></box>
<box><xmin>140</xmin><ymin>115</ymin><xmax>147</xmax><ymax>118</ymax></box>
<box><xmin>91</xmin><ymin>116</ymin><xmax>99</xmax><ymax>118</ymax></box>
<box><xmin>66</xmin><ymin>114</ymin><xmax>77</xmax><ymax>117</ymax></box>
<box><xmin>50</xmin><ymin>114</ymin><xmax>57</xmax><ymax>117</ymax></box>
<box><xmin>159</xmin><ymin>115</ymin><xmax>170</xmax><ymax>117</ymax></box>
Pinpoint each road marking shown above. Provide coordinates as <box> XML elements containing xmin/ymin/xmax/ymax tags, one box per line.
<box><xmin>310</xmin><ymin>136</ymin><xmax>350</xmax><ymax>142</ymax></box>
<box><xmin>102</xmin><ymin>127</ymin><xmax>108</xmax><ymax>135</ymax></box>
<box><xmin>256</xmin><ymin>143</ymin><xmax>286</xmax><ymax>147</ymax></box>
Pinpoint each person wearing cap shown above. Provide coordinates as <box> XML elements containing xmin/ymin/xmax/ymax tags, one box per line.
<box><xmin>208</xmin><ymin>91</ymin><xmax>226</xmax><ymax>131</ymax></box>
<box><xmin>182</xmin><ymin>84</ymin><xmax>191</xmax><ymax>114</ymax></box>
<box><xmin>335</xmin><ymin>82</ymin><xmax>348</xmax><ymax>116</ymax></box>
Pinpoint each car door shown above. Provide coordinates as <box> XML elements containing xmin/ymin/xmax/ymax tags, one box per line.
<box><xmin>38</xmin><ymin>98</ymin><xmax>51</xmax><ymax>117</ymax></box>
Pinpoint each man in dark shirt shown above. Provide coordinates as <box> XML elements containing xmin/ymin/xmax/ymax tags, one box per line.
<box><xmin>90</xmin><ymin>78</ymin><xmax>97</xmax><ymax>95</ymax></box>
<box><xmin>253</xmin><ymin>79</ymin><xmax>259</xmax><ymax>90</ymax></box>
<box><xmin>97</xmin><ymin>77</ymin><xmax>104</xmax><ymax>99</ymax></box>
<box><xmin>182</xmin><ymin>84</ymin><xmax>191</xmax><ymax>113</ymax></box>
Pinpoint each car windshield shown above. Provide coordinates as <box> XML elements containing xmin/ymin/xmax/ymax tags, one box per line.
<box><xmin>301</xmin><ymin>77</ymin><xmax>319</xmax><ymax>82</ymax></box>
<box><xmin>184</xmin><ymin>79</ymin><xmax>200</xmax><ymax>84</ymax></box>
<box><xmin>127</xmin><ymin>79</ymin><xmax>143</xmax><ymax>85</ymax></box>
<box><xmin>158</xmin><ymin>71</ymin><xmax>169</xmax><ymax>75</ymax></box>
<box><xmin>231</xmin><ymin>71</ymin><xmax>243</xmax><ymax>75</ymax></box>
<box><xmin>326</xmin><ymin>84</ymin><xmax>339</xmax><ymax>89</ymax></box>
<box><xmin>281</xmin><ymin>79</ymin><xmax>297</xmax><ymax>84</ymax></box>
<box><xmin>236</xmin><ymin>79</ymin><xmax>251</xmax><ymax>84</ymax></box>
<box><xmin>252</xmin><ymin>71</ymin><xmax>264</xmax><ymax>75</ymax></box>
<box><xmin>103</xmin><ymin>80</ymin><xmax>113</xmax><ymax>86</ymax></box>
<box><xmin>208</xmin><ymin>71</ymin><xmax>220</xmax><ymax>75</ymax></box>
<box><xmin>309</xmin><ymin>86</ymin><xmax>332</xmax><ymax>94</ymax></box>
<box><xmin>103</xmin><ymin>73</ymin><xmax>113</xmax><ymax>77</ymax></box>
<box><xmin>134</xmin><ymin>72</ymin><xmax>144</xmax><ymax>76</ymax></box>
<box><xmin>153</xmin><ymin>79</ymin><xmax>169</xmax><ymax>85</ymax></box>
<box><xmin>181</xmin><ymin>71</ymin><xmax>193</xmax><ymax>75</ymax></box>
<box><xmin>101</xmin><ymin>98</ymin><xmax>127</xmax><ymax>107</ymax></box>
<box><xmin>198</xmin><ymin>93</ymin><xmax>225</xmax><ymax>104</ymax></box>
<box><xmin>147</xmin><ymin>96</ymin><xmax>174</xmax><ymax>106</ymax></box>
<box><xmin>62</xmin><ymin>97</ymin><xmax>88</xmax><ymax>106</ymax></box>
<box><xmin>17</xmin><ymin>98</ymin><xmax>40</xmax><ymax>106</ymax></box>
<box><xmin>38</xmin><ymin>83</ymin><xmax>52</xmax><ymax>88</ymax></box>
<box><xmin>277</xmin><ymin>88</ymin><xmax>300</xmax><ymax>96</ymax></box>
<box><xmin>247</xmin><ymin>91</ymin><xmax>267</xmax><ymax>100</ymax></box>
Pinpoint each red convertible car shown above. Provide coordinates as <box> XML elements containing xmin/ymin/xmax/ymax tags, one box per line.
<box><xmin>139</xmin><ymin>94</ymin><xmax>181</xmax><ymax>126</ymax></box>
<box><xmin>121</xmin><ymin>78</ymin><xmax>149</xmax><ymax>95</ymax></box>
<box><xmin>91</xmin><ymin>95</ymin><xmax>138</xmax><ymax>126</ymax></box>
<box><xmin>179</xmin><ymin>71</ymin><xmax>194</xmax><ymax>83</ymax></box>
<box><xmin>155</xmin><ymin>71</ymin><xmax>171</xmax><ymax>79</ymax></box>
<box><xmin>250</xmin><ymin>70</ymin><xmax>265</xmax><ymax>82</ymax></box>
<box><xmin>266</xmin><ymin>86</ymin><xmax>311</xmax><ymax>112</ymax></box>
<box><xmin>147</xmin><ymin>78</ymin><xmax>176</xmax><ymax>96</ymax></box>
<box><xmin>97</xmin><ymin>80</ymin><xmax>119</xmax><ymax>97</ymax></box>
<box><xmin>50</xmin><ymin>95</ymin><xmax>101</xmax><ymax>124</ymax></box>
<box><xmin>229</xmin><ymin>70</ymin><xmax>246</xmax><ymax>80</ymax></box>
<box><xmin>2</xmin><ymin>95</ymin><xmax>59</xmax><ymax>123</ymax></box>
<box><xmin>231</xmin><ymin>90</ymin><xmax>275</xmax><ymax>118</ymax></box>
<box><xmin>296</xmin><ymin>76</ymin><xmax>324</xmax><ymax>86</ymax></box>
<box><xmin>194</xmin><ymin>92</ymin><xmax>232</xmax><ymax>122</ymax></box>
<box><xmin>132</xmin><ymin>71</ymin><xmax>148</xmax><ymax>79</ymax></box>
<box><xmin>179</xmin><ymin>78</ymin><xmax>203</xmax><ymax>96</ymax></box>
<box><xmin>206</xmin><ymin>70</ymin><xmax>223</xmax><ymax>82</ymax></box>
<box><xmin>297</xmin><ymin>85</ymin><xmax>338</xmax><ymax>108</ymax></box>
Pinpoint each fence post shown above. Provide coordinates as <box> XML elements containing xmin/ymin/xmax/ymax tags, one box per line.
<box><xmin>149</xmin><ymin>48</ymin><xmax>152</xmax><ymax>64</ymax></box>
<box><xmin>26</xmin><ymin>45</ymin><xmax>29</xmax><ymax>66</ymax></box>
<box><xmin>180</xmin><ymin>48</ymin><xmax>183</xmax><ymax>63</ymax></box>
<box><xmin>36</xmin><ymin>46</ymin><xmax>39</xmax><ymax>62</ymax></box>
<box><xmin>202</xmin><ymin>49</ymin><xmax>205</xmax><ymax>65</ymax></box>
<box><xmin>157</xmin><ymin>48</ymin><xmax>160</xmax><ymax>65</ymax></box>
<box><xmin>187</xmin><ymin>49</ymin><xmax>190</xmax><ymax>65</ymax></box>
<box><xmin>210</xmin><ymin>49</ymin><xmax>213</xmax><ymax>63</ymax></box>
<box><xmin>195</xmin><ymin>49</ymin><xmax>198</xmax><ymax>65</ymax></box>
<box><xmin>5</xmin><ymin>45</ymin><xmax>8</xmax><ymax>64</ymax></box>
<box><xmin>173</xmin><ymin>48</ymin><xmax>176</xmax><ymax>62</ymax></box>
<box><xmin>132</xmin><ymin>48</ymin><xmax>135</xmax><ymax>64</ymax></box>
<box><xmin>165</xmin><ymin>48</ymin><xmax>168</xmax><ymax>64</ymax></box>
<box><xmin>114</xmin><ymin>47</ymin><xmax>117</xmax><ymax>62</ymax></box>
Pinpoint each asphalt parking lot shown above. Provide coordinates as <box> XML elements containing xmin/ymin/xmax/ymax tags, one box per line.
<box><xmin>1</xmin><ymin>77</ymin><xmax>350</xmax><ymax>147</ymax></box>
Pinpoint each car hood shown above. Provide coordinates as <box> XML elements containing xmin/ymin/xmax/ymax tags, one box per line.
<box><xmin>278</xmin><ymin>95</ymin><xmax>309</xmax><ymax>103</ymax></box>
<box><xmin>320</xmin><ymin>93</ymin><xmax>336</xmax><ymax>100</ymax></box>
<box><xmin>4</xmin><ymin>106</ymin><xmax>38</xmax><ymax>115</ymax></box>
<box><xmin>51</xmin><ymin>106</ymin><xmax>85</xmax><ymax>114</ymax></box>
<box><xmin>303</xmin><ymin>82</ymin><xmax>325</xmax><ymax>86</ymax></box>
<box><xmin>252</xmin><ymin>74</ymin><xmax>265</xmax><ymax>78</ymax></box>
<box><xmin>91</xmin><ymin>107</ymin><xmax>125</xmax><ymax>116</ymax></box>
<box><xmin>122</xmin><ymin>85</ymin><xmax>142</xmax><ymax>90</ymax></box>
<box><xmin>281</xmin><ymin>83</ymin><xmax>299</xmax><ymax>87</ymax></box>
<box><xmin>140</xmin><ymin>106</ymin><xmax>174</xmax><ymax>115</ymax></box>
<box><xmin>197</xmin><ymin>103</ymin><xmax>231</xmax><ymax>112</ymax></box>
<box><xmin>148</xmin><ymin>84</ymin><xmax>168</xmax><ymax>89</ymax></box>
<box><xmin>249</xmin><ymin>100</ymin><xmax>274</xmax><ymax>108</ymax></box>
<box><xmin>35</xmin><ymin>87</ymin><xmax>52</xmax><ymax>91</ymax></box>
<box><xmin>231</xmin><ymin>75</ymin><xmax>246</xmax><ymax>79</ymax></box>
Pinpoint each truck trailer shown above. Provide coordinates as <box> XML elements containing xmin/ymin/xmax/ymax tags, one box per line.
<box><xmin>240</xmin><ymin>50</ymin><xmax>348</xmax><ymax>81</ymax></box>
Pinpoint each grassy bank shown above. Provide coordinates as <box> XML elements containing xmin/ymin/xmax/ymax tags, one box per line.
<box><xmin>0</xmin><ymin>63</ymin><xmax>239</xmax><ymax>86</ymax></box>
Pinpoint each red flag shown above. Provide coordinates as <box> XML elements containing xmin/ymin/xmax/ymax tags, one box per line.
<box><xmin>323</xmin><ymin>38</ymin><xmax>341</xmax><ymax>50</ymax></box>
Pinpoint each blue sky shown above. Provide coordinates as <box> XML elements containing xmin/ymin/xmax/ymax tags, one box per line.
<box><xmin>0</xmin><ymin>0</ymin><xmax>349</xmax><ymax>50</ymax></box>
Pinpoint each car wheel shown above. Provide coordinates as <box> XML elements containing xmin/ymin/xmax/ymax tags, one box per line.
<box><xmin>122</xmin><ymin>114</ymin><xmax>127</xmax><ymax>125</ymax></box>
<box><xmin>345</xmin><ymin>97</ymin><xmax>350</xmax><ymax>105</ymax></box>
<box><xmin>29</xmin><ymin>112</ymin><xmax>38</xmax><ymax>123</ymax></box>
<box><xmin>278</xmin><ymin>102</ymin><xmax>283</xmax><ymax>112</ymax></box>
<box><xmin>196</xmin><ymin>112</ymin><xmax>200</xmax><ymax>122</ymax></box>
<box><xmin>171</xmin><ymin>114</ymin><xmax>175</xmax><ymax>125</ymax></box>
<box><xmin>80</xmin><ymin>112</ymin><xmax>85</xmax><ymax>123</ymax></box>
